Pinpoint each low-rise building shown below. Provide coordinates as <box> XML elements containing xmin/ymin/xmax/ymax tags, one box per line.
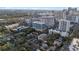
<box><xmin>16</xmin><ymin>26</ymin><xmax>29</xmax><ymax>32</ymax></box>
<box><xmin>5</xmin><ymin>23</ymin><xmax>19</xmax><ymax>29</ymax></box>
<box><xmin>49</xmin><ymin>29</ymin><xmax>60</xmax><ymax>34</ymax></box>
<box><xmin>48</xmin><ymin>29</ymin><xmax>69</xmax><ymax>37</ymax></box>
<box><xmin>60</xmin><ymin>32</ymin><xmax>69</xmax><ymax>37</ymax></box>
<box><xmin>25</xmin><ymin>19</ymin><xmax>32</xmax><ymax>26</ymax></box>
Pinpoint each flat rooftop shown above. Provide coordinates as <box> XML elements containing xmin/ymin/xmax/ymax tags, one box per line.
<box><xmin>33</xmin><ymin>21</ymin><xmax>45</xmax><ymax>24</ymax></box>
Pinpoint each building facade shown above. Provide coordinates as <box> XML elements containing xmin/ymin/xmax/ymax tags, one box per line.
<box><xmin>66</xmin><ymin>15</ymin><xmax>79</xmax><ymax>24</ymax></box>
<box><xmin>32</xmin><ymin>21</ymin><xmax>48</xmax><ymax>31</ymax></box>
<box><xmin>58</xmin><ymin>19</ymin><xmax>70</xmax><ymax>32</ymax></box>
<box><xmin>32</xmin><ymin>16</ymin><xmax>55</xmax><ymax>27</ymax></box>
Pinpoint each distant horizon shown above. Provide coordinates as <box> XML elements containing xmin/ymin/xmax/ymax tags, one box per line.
<box><xmin>0</xmin><ymin>7</ymin><xmax>78</xmax><ymax>10</ymax></box>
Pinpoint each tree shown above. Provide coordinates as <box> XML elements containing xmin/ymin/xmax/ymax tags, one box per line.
<box><xmin>47</xmin><ymin>33</ymin><xmax>60</xmax><ymax>46</ymax></box>
<box><xmin>0</xmin><ymin>26</ymin><xmax>8</xmax><ymax>34</ymax></box>
<box><xmin>0</xmin><ymin>42</ymin><xmax>14</xmax><ymax>51</ymax></box>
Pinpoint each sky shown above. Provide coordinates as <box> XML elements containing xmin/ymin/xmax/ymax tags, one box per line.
<box><xmin>0</xmin><ymin>0</ymin><xmax>79</xmax><ymax>10</ymax></box>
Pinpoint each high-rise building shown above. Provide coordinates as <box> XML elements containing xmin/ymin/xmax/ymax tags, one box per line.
<box><xmin>40</xmin><ymin>16</ymin><xmax>55</xmax><ymax>27</ymax></box>
<box><xmin>68</xmin><ymin>7</ymin><xmax>77</xmax><ymax>12</ymax></box>
<box><xmin>32</xmin><ymin>21</ymin><xmax>48</xmax><ymax>31</ymax></box>
<box><xmin>66</xmin><ymin>15</ymin><xmax>79</xmax><ymax>24</ymax></box>
<box><xmin>32</xmin><ymin>16</ymin><xmax>55</xmax><ymax>27</ymax></box>
<box><xmin>75</xmin><ymin>16</ymin><xmax>79</xmax><ymax>23</ymax></box>
<box><xmin>58</xmin><ymin>19</ymin><xmax>70</xmax><ymax>32</ymax></box>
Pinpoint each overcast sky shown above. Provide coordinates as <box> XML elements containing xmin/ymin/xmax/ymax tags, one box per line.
<box><xmin>0</xmin><ymin>0</ymin><xmax>79</xmax><ymax>10</ymax></box>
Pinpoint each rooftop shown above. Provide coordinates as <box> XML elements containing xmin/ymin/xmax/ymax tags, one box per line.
<box><xmin>33</xmin><ymin>21</ymin><xmax>45</xmax><ymax>24</ymax></box>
